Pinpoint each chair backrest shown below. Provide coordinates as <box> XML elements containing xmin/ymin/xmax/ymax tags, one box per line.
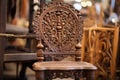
<box><xmin>32</xmin><ymin>0</ymin><xmax>83</xmax><ymax>61</ymax></box>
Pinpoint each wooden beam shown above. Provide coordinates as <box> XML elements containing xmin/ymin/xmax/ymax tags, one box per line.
<box><xmin>0</xmin><ymin>0</ymin><xmax>7</xmax><ymax>79</ymax></box>
<box><xmin>4</xmin><ymin>53</ymin><xmax>37</xmax><ymax>62</ymax></box>
<box><xmin>0</xmin><ymin>33</ymin><xmax>36</xmax><ymax>38</ymax></box>
<box><xmin>6</xmin><ymin>24</ymin><xmax>28</xmax><ymax>34</ymax></box>
<box><xmin>84</xmin><ymin>27</ymin><xmax>115</xmax><ymax>31</ymax></box>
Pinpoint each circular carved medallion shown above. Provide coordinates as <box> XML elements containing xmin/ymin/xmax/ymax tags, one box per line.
<box><xmin>33</xmin><ymin>1</ymin><xmax>83</xmax><ymax>52</ymax></box>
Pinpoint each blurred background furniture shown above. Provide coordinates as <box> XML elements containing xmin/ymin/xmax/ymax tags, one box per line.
<box><xmin>0</xmin><ymin>0</ymin><xmax>38</xmax><ymax>80</ymax></box>
<box><xmin>82</xmin><ymin>26</ymin><xmax>119</xmax><ymax>80</ymax></box>
<box><xmin>3</xmin><ymin>18</ymin><xmax>37</xmax><ymax>80</ymax></box>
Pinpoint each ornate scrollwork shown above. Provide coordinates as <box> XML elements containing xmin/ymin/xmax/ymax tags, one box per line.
<box><xmin>95</xmin><ymin>31</ymin><xmax>113</xmax><ymax>68</ymax></box>
<box><xmin>45</xmin><ymin>70</ymin><xmax>85</xmax><ymax>80</ymax></box>
<box><xmin>83</xmin><ymin>28</ymin><xmax>117</xmax><ymax>80</ymax></box>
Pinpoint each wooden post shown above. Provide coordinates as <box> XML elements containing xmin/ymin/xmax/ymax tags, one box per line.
<box><xmin>0</xmin><ymin>0</ymin><xmax>7</xmax><ymax>79</ymax></box>
<box><xmin>28</xmin><ymin>0</ymin><xmax>34</xmax><ymax>33</ymax></box>
<box><xmin>25</xmin><ymin>0</ymin><xmax>34</xmax><ymax>52</ymax></box>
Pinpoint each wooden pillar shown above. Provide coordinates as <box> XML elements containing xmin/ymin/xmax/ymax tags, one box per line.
<box><xmin>25</xmin><ymin>0</ymin><xmax>37</xmax><ymax>52</ymax></box>
<box><xmin>29</xmin><ymin>0</ymin><xmax>34</xmax><ymax>33</ymax></box>
<box><xmin>0</xmin><ymin>0</ymin><xmax>7</xmax><ymax>79</ymax></box>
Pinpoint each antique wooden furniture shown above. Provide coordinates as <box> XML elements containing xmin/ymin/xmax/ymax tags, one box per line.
<box><xmin>82</xmin><ymin>27</ymin><xmax>119</xmax><ymax>80</ymax></box>
<box><xmin>3</xmin><ymin>24</ymin><xmax>37</xmax><ymax>79</ymax></box>
<box><xmin>2</xmin><ymin>0</ymin><xmax>37</xmax><ymax>80</ymax></box>
<box><xmin>32</xmin><ymin>0</ymin><xmax>97</xmax><ymax>80</ymax></box>
<box><xmin>4</xmin><ymin>25</ymin><xmax>37</xmax><ymax>62</ymax></box>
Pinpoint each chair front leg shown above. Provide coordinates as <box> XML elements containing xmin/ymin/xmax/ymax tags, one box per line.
<box><xmin>86</xmin><ymin>70</ymin><xmax>95</xmax><ymax>80</ymax></box>
<box><xmin>35</xmin><ymin>71</ymin><xmax>45</xmax><ymax>80</ymax></box>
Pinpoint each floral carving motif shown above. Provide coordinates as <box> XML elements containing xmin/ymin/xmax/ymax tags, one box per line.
<box><xmin>42</xmin><ymin>11</ymin><xmax>78</xmax><ymax>51</ymax></box>
<box><xmin>45</xmin><ymin>70</ymin><xmax>86</xmax><ymax>80</ymax></box>
<box><xmin>33</xmin><ymin>0</ymin><xmax>83</xmax><ymax>52</ymax></box>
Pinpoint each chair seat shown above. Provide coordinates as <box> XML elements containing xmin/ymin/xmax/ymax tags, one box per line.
<box><xmin>33</xmin><ymin>61</ymin><xmax>97</xmax><ymax>70</ymax></box>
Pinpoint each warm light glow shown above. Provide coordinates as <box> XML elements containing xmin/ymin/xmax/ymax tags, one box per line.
<box><xmin>112</xmin><ymin>18</ymin><xmax>116</xmax><ymax>23</ymax></box>
<box><xmin>64</xmin><ymin>0</ymin><xmax>74</xmax><ymax>3</ymax></box>
<box><xmin>34</xmin><ymin>0</ymin><xmax>39</xmax><ymax>3</ymax></box>
<box><xmin>81</xmin><ymin>1</ymin><xmax>87</xmax><ymax>7</ymax></box>
<box><xmin>86</xmin><ymin>1</ymin><xmax>92</xmax><ymax>7</ymax></box>
<box><xmin>73</xmin><ymin>3</ymin><xmax>82</xmax><ymax>10</ymax></box>
<box><xmin>75</xmin><ymin>0</ymin><xmax>81</xmax><ymax>2</ymax></box>
<box><xmin>34</xmin><ymin>5</ymin><xmax>39</xmax><ymax>11</ymax></box>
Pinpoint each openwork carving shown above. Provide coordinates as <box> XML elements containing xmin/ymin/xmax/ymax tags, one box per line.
<box><xmin>44</xmin><ymin>54</ymin><xmax>76</xmax><ymax>61</ymax></box>
<box><xmin>33</xmin><ymin>0</ymin><xmax>83</xmax><ymax>52</ymax></box>
<box><xmin>45</xmin><ymin>70</ymin><xmax>86</xmax><ymax>80</ymax></box>
<box><xmin>82</xmin><ymin>27</ymin><xmax>119</xmax><ymax>80</ymax></box>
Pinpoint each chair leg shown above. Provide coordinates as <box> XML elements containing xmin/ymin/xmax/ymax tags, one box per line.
<box><xmin>86</xmin><ymin>71</ymin><xmax>95</xmax><ymax>80</ymax></box>
<box><xmin>19</xmin><ymin>61</ymin><xmax>35</xmax><ymax>80</ymax></box>
<box><xmin>16</xmin><ymin>62</ymin><xmax>19</xmax><ymax>80</ymax></box>
<box><xmin>35</xmin><ymin>71</ymin><xmax>45</xmax><ymax>80</ymax></box>
<box><xmin>19</xmin><ymin>63</ymin><xmax>27</xmax><ymax>80</ymax></box>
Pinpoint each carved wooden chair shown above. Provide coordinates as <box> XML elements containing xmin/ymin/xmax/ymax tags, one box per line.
<box><xmin>82</xmin><ymin>26</ymin><xmax>119</xmax><ymax>80</ymax></box>
<box><xmin>32</xmin><ymin>0</ymin><xmax>97</xmax><ymax>80</ymax></box>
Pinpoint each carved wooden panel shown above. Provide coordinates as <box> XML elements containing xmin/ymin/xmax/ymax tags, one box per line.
<box><xmin>45</xmin><ymin>70</ymin><xmax>86</xmax><ymax>80</ymax></box>
<box><xmin>33</xmin><ymin>0</ymin><xmax>83</xmax><ymax>52</ymax></box>
<box><xmin>82</xmin><ymin>27</ymin><xmax>119</xmax><ymax>80</ymax></box>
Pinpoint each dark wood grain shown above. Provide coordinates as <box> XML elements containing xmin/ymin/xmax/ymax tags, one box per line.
<box><xmin>0</xmin><ymin>0</ymin><xmax>7</xmax><ymax>79</ymax></box>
